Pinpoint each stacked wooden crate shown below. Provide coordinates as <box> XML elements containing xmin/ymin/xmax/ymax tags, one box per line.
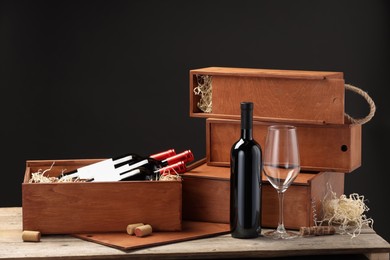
<box><xmin>182</xmin><ymin>67</ymin><xmax>361</xmax><ymax>230</ymax></box>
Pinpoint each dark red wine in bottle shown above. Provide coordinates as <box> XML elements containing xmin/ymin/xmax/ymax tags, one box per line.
<box><xmin>118</xmin><ymin>161</ymin><xmax>187</xmax><ymax>181</ymax></box>
<box><xmin>230</xmin><ymin>102</ymin><xmax>262</xmax><ymax>238</ymax></box>
<box><xmin>58</xmin><ymin>149</ymin><xmax>176</xmax><ymax>181</ymax></box>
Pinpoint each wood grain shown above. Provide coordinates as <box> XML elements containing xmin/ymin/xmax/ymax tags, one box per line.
<box><xmin>206</xmin><ymin>118</ymin><xmax>361</xmax><ymax>172</ymax></box>
<box><xmin>181</xmin><ymin>163</ymin><xmax>345</xmax><ymax>229</ymax></box>
<box><xmin>190</xmin><ymin>67</ymin><xmax>344</xmax><ymax>79</ymax></box>
<box><xmin>22</xmin><ymin>160</ymin><xmax>182</xmax><ymax>234</ymax></box>
<box><xmin>1</xmin><ymin>208</ymin><xmax>389</xmax><ymax>260</ymax></box>
<box><xmin>190</xmin><ymin>67</ymin><xmax>345</xmax><ymax>124</ymax></box>
<box><xmin>74</xmin><ymin>221</ymin><xmax>230</xmax><ymax>251</ymax></box>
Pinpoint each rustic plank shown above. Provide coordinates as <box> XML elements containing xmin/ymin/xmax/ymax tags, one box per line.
<box><xmin>182</xmin><ymin>163</ymin><xmax>345</xmax><ymax>229</ymax></box>
<box><xmin>190</xmin><ymin>67</ymin><xmax>344</xmax><ymax>79</ymax></box>
<box><xmin>74</xmin><ymin>221</ymin><xmax>230</xmax><ymax>251</ymax></box>
<box><xmin>1</xmin><ymin>207</ymin><xmax>389</xmax><ymax>260</ymax></box>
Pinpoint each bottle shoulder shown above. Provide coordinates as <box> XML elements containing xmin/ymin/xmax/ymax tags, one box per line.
<box><xmin>232</xmin><ymin>138</ymin><xmax>262</xmax><ymax>149</ymax></box>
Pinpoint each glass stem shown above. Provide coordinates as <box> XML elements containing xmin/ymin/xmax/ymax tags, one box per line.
<box><xmin>276</xmin><ymin>191</ymin><xmax>286</xmax><ymax>233</ymax></box>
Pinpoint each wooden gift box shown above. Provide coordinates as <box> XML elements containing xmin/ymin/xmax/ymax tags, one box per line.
<box><xmin>206</xmin><ymin>118</ymin><xmax>361</xmax><ymax>173</ymax></box>
<box><xmin>22</xmin><ymin>159</ymin><xmax>182</xmax><ymax>234</ymax></box>
<box><xmin>190</xmin><ymin>67</ymin><xmax>345</xmax><ymax>124</ymax></box>
<box><xmin>182</xmin><ymin>161</ymin><xmax>345</xmax><ymax>230</ymax></box>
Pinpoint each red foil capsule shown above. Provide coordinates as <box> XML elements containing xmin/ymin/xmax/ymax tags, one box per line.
<box><xmin>163</xmin><ymin>150</ymin><xmax>194</xmax><ymax>165</ymax></box>
<box><xmin>150</xmin><ymin>149</ymin><xmax>176</xmax><ymax>160</ymax></box>
<box><xmin>159</xmin><ymin>161</ymin><xmax>187</xmax><ymax>175</ymax></box>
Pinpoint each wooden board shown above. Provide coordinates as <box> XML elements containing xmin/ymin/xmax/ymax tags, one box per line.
<box><xmin>2</xmin><ymin>208</ymin><xmax>389</xmax><ymax>260</ymax></box>
<box><xmin>206</xmin><ymin>118</ymin><xmax>361</xmax><ymax>172</ymax></box>
<box><xmin>190</xmin><ymin>67</ymin><xmax>345</xmax><ymax>124</ymax></box>
<box><xmin>73</xmin><ymin>221</ymin><xmax>230</xmax><ymax>251</ymax></box>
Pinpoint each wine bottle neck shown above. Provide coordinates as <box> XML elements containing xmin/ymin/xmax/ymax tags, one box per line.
<box><xmin>157</xmin><ymin>161</ymin><xmax>187</xmax><ymax>174</ymax></box>
<box><xmin>241</xmin><ymin>129</ymin><xmax>253</xmax><ymax>140</ymax></box>
<box><xmin>162</xmin><ymin>150</ymin><xmax>194</xmax><ymax>165</ymax></box>
<box><xmin>241</xmin><ymin>102</ymin><xmax>253</xmax><ymax>140</ymax></box>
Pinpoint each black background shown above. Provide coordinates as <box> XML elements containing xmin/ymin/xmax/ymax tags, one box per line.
<box><xmin>1</xmin><ymin>0</ymin><xmax>389</xmax><ymax>243</ymax></box>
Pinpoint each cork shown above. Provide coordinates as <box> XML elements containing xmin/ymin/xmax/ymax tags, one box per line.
<box><xmin>22</xmin><ymin>230</ymin><xmax>41</xmax><ymax>242</ymax></box>
<box><xmin>299</xmin><ymin>226</ymin><xmax>336</xmax><ymax>236</ymax></box>
<box><xmin>134</xmin><ymin>224</ymin><xmax>153</xmax><ymax>237</ymax></box>
<box><xmin>126</xmin><ymin>223</ymin><xmax>144</xmax><ymax>235</ymax></box>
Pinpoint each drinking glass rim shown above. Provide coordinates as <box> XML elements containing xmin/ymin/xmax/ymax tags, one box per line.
<box><xmin>268</xmin><ymin>125</ymin><xmax>296</xmax><ymax>131</ymax></box>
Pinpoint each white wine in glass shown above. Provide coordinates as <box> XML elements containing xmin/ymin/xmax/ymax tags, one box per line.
<box><xmin>263</xmin><ymin>125</ymin><xmax>300</xmax><ymax>239</ymax></box>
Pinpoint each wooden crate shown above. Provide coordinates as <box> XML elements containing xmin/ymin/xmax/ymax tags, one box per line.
<box><xmin>22</xmin><ymin>159</ymin><xmax>182</xmax><ymax>234</ymax></box>
<box><xmin>182</xmin><ymin>161</ymin><xmax>344</xmax><ymax>230</ymax></box>
<box><xmin>206</xmin><ymin>118</ymin><xmax>361</xmax><ymax>173</ymax></box>
<box><xmin>190</xmin><ymin>67</ymin><xmax>345</xmax><ymax>124</ymax></box>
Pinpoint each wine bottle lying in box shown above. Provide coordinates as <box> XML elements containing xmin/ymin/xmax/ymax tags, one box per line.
<box><xmin>89</xmin><ymin>161</ymin><xmax>187</xmax><ymax>182</ymax></box>
<box><xmin>59</xmin><ymin>149</ymin><xmax>194</xmax><ymax>182</ymax></box>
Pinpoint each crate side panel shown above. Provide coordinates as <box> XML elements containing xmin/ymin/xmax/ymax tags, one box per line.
<box><xmin>182</xmin><ymin>176</ymin><xmax>229</xmax><ymax>223</ymax></box>
<box><xmin>262</xmin><ymin>184</ymin><xmax>310</xmax><ymax>229</ymax></box>
<box><xmin>212</xmin><ymin>77</ymin><xmax>344</xmax><ymax>124</ymax></box>
<box><xmin>207</xmin><ymin>119</ymin><xmax>361</xmax><ymax>172</ymax></box>
<box><xmin>182</xmin><ymin>163</ymin><xmax>320</xmax><ymax>230</ymax></box>
<box><xmin>190</xmin><ymin>67</ymin><xmax>345</xmax><ymax>124</ymax></box>
<box><xmin>22</xmin><ymin>181</ymin><xmax>182</xmax><ymax>234</ymax></box>
<box><xmin>350</xmin><ymin>124</ymin><xmax>362</xmax><ymax>170</ymax></box>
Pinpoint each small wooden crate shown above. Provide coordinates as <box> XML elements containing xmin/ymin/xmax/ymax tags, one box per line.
<box><xmin>22</xmin><ymin>159</ymin><xmax>182</xmax><ymax>234</ymax></box>
<box><xmin>190</xmin><ymin>67</ymin><xmax>345</xmax><ymax>124</ymax></box>
<box><xmin>182</xmin><ymin>161</ymin><xmax>344</xmax><ymax>230</ymax></box>
<box><xmin>206</xmin><ymin>118</ymin><xmax>361</xmax><ymax>173</ymax></box>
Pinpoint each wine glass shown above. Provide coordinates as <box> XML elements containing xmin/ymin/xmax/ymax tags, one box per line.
<box><xmin>263</xmin><ymin>125</ymin><xmax>300</xmax><ymax>239</ymax></box>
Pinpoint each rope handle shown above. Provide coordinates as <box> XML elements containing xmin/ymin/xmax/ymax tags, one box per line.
<box><xmin>344</xmin><ymin>84</ymin><xmax>376</xmax><ymax>125</ymax></box>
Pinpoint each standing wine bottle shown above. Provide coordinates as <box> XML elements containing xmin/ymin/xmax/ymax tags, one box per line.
<box><xmin>230</xmin><ymin>102</ymin><xmax>262</xmax><ymax>238</ymax></box>
<box><xmin>58</xmin><ymin>149</ymin><xmax>176</xmax><ymax>181</ymax></box>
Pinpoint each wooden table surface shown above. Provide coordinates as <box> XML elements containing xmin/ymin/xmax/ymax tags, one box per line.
<box><xmin>1</xmin><ymin>207</ymin><xmax>389</xmax><ymax>259</ymax></box>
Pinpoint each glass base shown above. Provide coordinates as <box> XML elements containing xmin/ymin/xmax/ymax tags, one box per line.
<box><xmin>263</xmin><ymin>229</ymin><xmax>298</xmax><ymax>239</ymax></box>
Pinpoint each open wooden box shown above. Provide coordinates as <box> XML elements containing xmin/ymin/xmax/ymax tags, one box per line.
<box><xmin>206</xmin><ymin>118</ymin><xmax>361</xmax><ymax>173</ymax></box>
<box><xmin>22</xmin><ymin>159</ymin><xmax>182</xmax><ymax>234</ymax></box>
<box><xmin>190</xmin><ymin>67</ymin><xmax>345</xmax><ymax>124</ymax></box>
<box><xmin>182</xmin><ymin>161</ymin><xmax>345</xmax><ymax>230</ymax></box>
